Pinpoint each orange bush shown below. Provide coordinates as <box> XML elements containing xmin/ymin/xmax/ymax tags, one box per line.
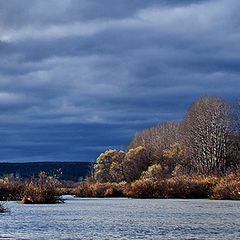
<box><xmin>73</xmin><ymin>182</ymin><xmax>126</xmax><ymax>198</ymax></box>
<box><xmin>0</xmin><ymin>180</ymin><xmax>25</xmax><ymax>201</ymax></box>
<box><xmin>165</xmin><ymin>176</ymin><xmax>218</xmax><ymax>199</ymax></box>
<box><xmin>123</xmin><ymin>176</ymin><xmax>219</xmax><ymax>199</ymax></box>
<box><xmin>211</xmin><ymin>175</ymin><xmax>240</xmax><ymax>200</ymax></box>
<box><xmin>124</xmin><ymin>180</ymin><xmax>167</xmax><ymax>198</ymax></box>
<box><xmin>22</xmin><ymin>172</ymin><xmax>63</xmax><ymax>204</ymax></box>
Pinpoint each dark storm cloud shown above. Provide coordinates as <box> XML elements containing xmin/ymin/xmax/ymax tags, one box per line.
<box><xmin>0</xmin><ymin>0</ymin><xmax>239</xmax><ymax>161</ymax></box>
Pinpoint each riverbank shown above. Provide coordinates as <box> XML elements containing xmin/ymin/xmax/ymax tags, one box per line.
<box><xmin>1</xmin><ymin>174</ymin><xmax>239</xmax><ymax>202</ymax></box>
<box><xmin>71</xmin><ymin>175</ymin><xmax>240</xmax><ymax>200</ymax></box>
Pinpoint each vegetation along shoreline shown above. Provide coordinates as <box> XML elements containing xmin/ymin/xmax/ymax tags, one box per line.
<box><xmin>0</xmin><ymin>96</ymin><xmax>240</xmax><ymax>211</ymax></box>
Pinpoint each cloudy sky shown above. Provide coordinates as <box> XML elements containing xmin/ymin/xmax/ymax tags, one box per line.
<box><xmin>0</xmin><ymin>0</ymin><xmax>239</xmax><ymax>162</ymax></box>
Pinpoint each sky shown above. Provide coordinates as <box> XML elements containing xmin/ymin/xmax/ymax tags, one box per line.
<box><xmin>0</xmin><ymin>0</ymin><xmax>240</xmax><ymax>162</ymax></box>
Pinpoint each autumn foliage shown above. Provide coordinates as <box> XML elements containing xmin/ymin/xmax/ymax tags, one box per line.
<box><xmin>22</xmin><ymin>172</ymin><xmax>63</xmax><ymax>204</ymax></box>
<box><xmin>0</xmin><ymin>179</ymin><xmax>25</xmax><ymax>201</ymax></box>
<box><xmin>73</xmin><ymin>175</ymin><xmax>240</xmax><ymax>200</ymax></box>
<box><xmin>85</xmin><ymin>97</ymin><xmax>240</xmax><ymax>200</ymax></box>
<box><xmin>1</xmin><ymin>96</ymin><xmax>240</xmax><ymax>201</ymax></box>
<box><xmin>211</xmin><ymin>174</ymin><xmax>240</xmax><ymax>200</ymax></box>
<box><xmin>73</xmin><ymin>182</ymin><xmax>126</xmax><ymax>198</ymax></box>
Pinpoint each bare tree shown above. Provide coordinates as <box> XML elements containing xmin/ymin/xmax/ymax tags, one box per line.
<box><xmin>129</xmin><ymin>121</ymin><xmax>181</xmax><ymax>164</ymax></box>
<box><xmin>232</xmin><ymin>99</ymin><xmax>240</xmax><ymax>132</ymax></box>
<box><xmin>228</xmin><ymin>99</ymin><xmax>240</xmax><ymax>170</ymax></box>
<box><xmin>183</xmin><ymin>96</ymin><xmax>231</xmax><ymax>175</ymax></box>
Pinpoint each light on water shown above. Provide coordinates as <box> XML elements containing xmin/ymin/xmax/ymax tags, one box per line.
<box><xmin>0</xmin><ymin>197</ymin><xmax>240</xmax><ymax>240</ymax></box>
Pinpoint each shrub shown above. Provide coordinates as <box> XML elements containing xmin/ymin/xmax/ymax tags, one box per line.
<box><xmin>124</xmin><ymin>176</ymin><xmax>219</xmax><ymax>199</ymax></box>
<box><xmin>73</xmin><ymin>182</ymin><xmax>126</xmax><ymax>198</ymax></box>
<box><xmin>211</xmin><ymin>175</ymin><xmax>240</xmax><ymax>200</ymax></box>
<box><xmin>22</xmin><ymin>172</ymin><xmax>63</xmax><ymax>204</ymax></box>
<box><xmin>0</xmin><ymin>179</ymin><xmax>25</xmax><ymax>201</ymax></box>
<box><xmin>165</xmin><ymin>176</ymin><xmax>218</xmax><ymax>199</ymax></box>
<box><xmin>62</xmin><ymin>174</ymin><xmax>240</xmax><ymax>200</ymax></box>
<box><xmin>124</xmin><ymin>179</ymin><xmax>167</xmax><ymax>198</ymax></box>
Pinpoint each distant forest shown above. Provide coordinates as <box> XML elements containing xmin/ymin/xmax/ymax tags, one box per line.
<box><xmin>0</xmin><ymin>162</ymin><xmax>92</xmax><ymax>181</ymax></box>
<box><xmin>93</xmin><ymin>96</ymin><xmax>240</xmax><ymax>183</ymax></box>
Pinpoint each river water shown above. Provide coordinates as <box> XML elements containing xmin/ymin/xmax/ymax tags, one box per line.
<box><xmin>0</xmin><ymin>197</ymin><xmax>239</xmax><ymax>240</ymax></box>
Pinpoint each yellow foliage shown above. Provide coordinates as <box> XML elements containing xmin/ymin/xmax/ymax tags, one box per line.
<box><xmin>141</xmin><ymin>164</ymin><xmax>163</xmax><ymax>180</ymax></box>
<box><xmin>126</xmin><ymin>146</ymin><xmax>145</xmax><ymax>158</ymax></box>
<box><xmin>163</xmin><ymin>143</ymin><xmax>185</xmax><ymax>159</ymax></box>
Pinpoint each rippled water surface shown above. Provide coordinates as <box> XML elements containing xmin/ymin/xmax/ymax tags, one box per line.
<box><xmin>0</xmin><ymin>197</ymin><xmax>240</xmax><ymax>240</ymax></box>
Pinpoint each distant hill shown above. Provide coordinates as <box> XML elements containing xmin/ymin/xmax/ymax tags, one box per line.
<box><xmin>0</xmin><ymin>162</ymin><xmax>93</xmax><ymax>181</ymax></box>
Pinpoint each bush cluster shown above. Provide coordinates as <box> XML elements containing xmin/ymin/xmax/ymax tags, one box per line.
<box><xmin>72</xmin><ymin>175</ymin><xmax>240</xmax><ymax>200</ymax></box>
<box><xmin>0</xmin><ymin>172</ymin><xmax>63</xmax><ymax>204</ymax></box>
<box><xmin>1</xmin><ymin>173</ymin><xmax>239</xmax><ymax>201</ymax></box>
<box><xmin>0</xmin><ymin>179</ymin><xmax>25</xmax><ymax>201</ymax></box>
<box><xmin>211</xmin><ymin>174</ymin><xmax>240</xmax><ymax>200</ymax></box>
<box><xmin>22</xmin><ymin>172</ymin><xmax>63</xmax><ymax>204</ymax></box>
<box><xmin>73</xmin><ymin>182</ymin><xmax>126</xmax><ymax>198</ymax></box>
<box><xmin>125</xmin><ymin>176</ymin><xmax>218</xmax><ymax>199</ymax></box>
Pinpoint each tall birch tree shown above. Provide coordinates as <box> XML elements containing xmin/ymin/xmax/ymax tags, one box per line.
<box><xmin>183</xmin><ymin>96</ymin><xmax>231</xmax><ymax>175</ymax></box>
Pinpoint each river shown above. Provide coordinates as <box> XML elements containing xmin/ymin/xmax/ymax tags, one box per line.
<box><xmin>0</xmin><ymin>197</ymin><xmax>239</xmax><ymax>239</ymax></box>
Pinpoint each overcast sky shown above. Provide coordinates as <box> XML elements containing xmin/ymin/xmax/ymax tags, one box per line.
<box><xmin>0</xmin><ymin>0</ymin><xmax>239</xmax><ymax>162</ymax></box>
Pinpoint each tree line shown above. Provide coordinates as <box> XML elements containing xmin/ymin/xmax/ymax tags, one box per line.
<box><xmin>93</xmin><ymin>96</ymin><xmax>240</xmax><ymax>183</ymax></box>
